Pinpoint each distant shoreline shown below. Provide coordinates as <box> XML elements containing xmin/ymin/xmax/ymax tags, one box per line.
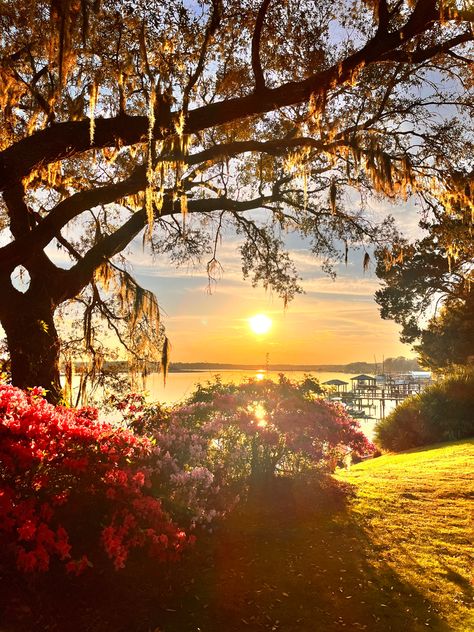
<box><xmin>168</xmin><ymin>360</ymin><xmax>420</xmax><ymax>373</ymax></box>
<box><xmin>73</xmin><ymin>359</ymin><xmax>420</xmax><ymax>374</ymax></box>
<box><xmin>168</xmin><ymin>365</ymin><xmax>363</xmax><ymax>373</ymax></box>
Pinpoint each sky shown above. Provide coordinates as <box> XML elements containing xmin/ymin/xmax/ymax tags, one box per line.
<box><xmin>127</xmin><ymin>196</ymin><xmax>422</xmax><ymax>366</ymax></box>
<box><xmin>2</xmin><ymin>181</ymin><xmax>424</xmax><ymax>367</ymax></box>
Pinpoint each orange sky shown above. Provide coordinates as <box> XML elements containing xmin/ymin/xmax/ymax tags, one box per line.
<box><xmin>129</xmin><ymin>198</ymin><xmax>421</xmax><ymax>365</ymax></box>
<box><xmin>132</xmin><ymin>245</ymin><xmax>414</xmax><ymax>365</ymax></box>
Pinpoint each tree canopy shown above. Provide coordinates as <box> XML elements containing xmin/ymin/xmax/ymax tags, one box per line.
<box><xmin>0</xmin><ymin>0</ymin><xmax>473</xmax><ymax>400</ymax></box>
<box><xmin>375</xmin><ymin>203</ymin><xmax>474</xmax><ymax>369</ymax></box>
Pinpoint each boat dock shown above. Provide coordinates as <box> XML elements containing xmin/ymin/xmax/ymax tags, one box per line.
<box><xmin>323</xmin><ymin>372</ymin><xmax>432</xmax><ymax>420</ymax></box>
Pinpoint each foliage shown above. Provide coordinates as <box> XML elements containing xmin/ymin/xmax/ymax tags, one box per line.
<box><xmin>375</xmin><ymin>205</ymin><xmax>474</xmax><ymax>368</ymax></box>
<box><xmin>110</xmin><ymin>391</ymin><xmax>232</xmax><ymax>526</ymax></box>
<box><xmin>414</xmin><ymin>290</ymin><xmax>474</xmax><ymax>370</ymax></box>
<box><xmin>0</xmin><ymin>0</ymin><xmax>473</xmax><ymax>398</ymax></box>
<box><xmin>111</xmin><ymin>375</ymin><xmax>373</xmax><ymax>508</ymax></box>
<box><xmin>0</xmin><ymin>383</ymin><xmax>194</xmax><ymax>574</ymax></box>
<box><xmin>57</xmin><ymin>287</ymin><xmax>169</xmax><ymax>407</ymax></box>
<box><xmin>375</xmin><ymin>370</ymin><xmax>474</xmax><ymax>451</ymax></box>
<box><xmin>179</xmin><ymin>375</ymin><xmax>374</xmax><ymax>483</ymax></box>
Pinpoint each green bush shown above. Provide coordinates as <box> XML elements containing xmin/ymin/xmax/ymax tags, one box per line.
<box><xmin>375</xmin><ymin>370</ymin><xmax>474</xmax><ymax>451</ymax></box>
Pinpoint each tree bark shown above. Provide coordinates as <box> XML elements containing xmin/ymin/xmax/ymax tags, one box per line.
<box><xmin>0</xmin><ymin>284</ymin><xmax>62</xmax><ymax>404</ymax></box>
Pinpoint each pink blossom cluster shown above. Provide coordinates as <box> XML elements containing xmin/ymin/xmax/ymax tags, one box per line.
<box><xmin>182</xmin><ymin>375</ymin><xmax>375</xmax><ymax>479</ymax></box>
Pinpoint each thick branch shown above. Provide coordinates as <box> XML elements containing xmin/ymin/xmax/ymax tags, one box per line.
<box><xmin>2</xmin><ymin>182</ymin><xmax>62</xmax><ymax>281</ymax></box>
<box><xmin>0</xmin><ymin>136</ymin><xmax>341</xmax><ymax>272</ymax></box>
<box><xmin>377</xmin><ymin>0</ymin><xmax>390</xmax><ymax>34</ymax></box>
<box><xmin>0</xmin><ymin>0</ymin><xmax>446</xmax><ymax>191</ymax></box>
<box><xmin>0</xmin><ymin>166</ymin><xmax>146</xmax><ymax>272</ymax></box>
<box><xmin>3</xmin><ymin>183</ymin><xmax>32</xmax><ymax>238</ymax></box>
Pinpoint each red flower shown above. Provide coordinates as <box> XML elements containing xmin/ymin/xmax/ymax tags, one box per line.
<box><xmin>17</xmin><ymin>520</ymin><xmax>36</xmax><ymax>541</ymax></box>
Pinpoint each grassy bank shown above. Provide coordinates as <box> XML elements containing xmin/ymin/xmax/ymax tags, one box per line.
<box><xmin>336</xmin><ymin>440</ymin><xmax>474</xmax><ymax>631</ymax></box>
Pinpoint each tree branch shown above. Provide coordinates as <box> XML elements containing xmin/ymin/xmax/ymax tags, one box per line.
<box><xmin>251</xmin><ymin>0</ymin><xmax>271</xmax><ymax>92</ymax></box>
<box><xmin>183</xmin><ymin>0</ymin><xmax>222</xmax><ymax>111</ymax></box>
<box><xmin>376</xmin><ymin>0</ymin><xmax>390</xmax><ymax>34</ymax></box>
<box><xmin>0</xmin><ymin>0</ymin><xmax>450</xmax><ymax>192</ymax></box>
<box><xmin>55</xmin><ymin>194</ymin><xmax>278</xmax><ymax>301</ymax></box>
<box><xmin>0</xmin><ymin>166</ymin><xmax>147</xmax><ymax>272</ymax></box>
<box><xmin>381</xmin><ymin>31</ymin><xmax>473</xmax><ymax>64</ymax></box>
<box><xmin>0</xmin><ymin>134</ymin><xmax>346</xmax><ymax>272</ymax></box>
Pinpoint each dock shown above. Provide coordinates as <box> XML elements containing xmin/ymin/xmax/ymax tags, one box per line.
<box><xmin>323</xmin><ymin>372</ymin><xmax>432</xmax><ymax>420</ymax></box>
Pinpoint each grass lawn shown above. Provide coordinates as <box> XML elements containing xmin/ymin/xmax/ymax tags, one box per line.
<box><xmin>2</xmin><ymin>440</ymin><xmax>473</xmax><ymax>631</ymax></box>
<box><xmin>336</xmin><ymin>439</ymin><xmax>474</xmax><ymax>632</ymax></box>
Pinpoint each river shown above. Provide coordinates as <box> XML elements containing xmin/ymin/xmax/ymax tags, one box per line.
<box><xmin>145</xmin><ymin>370</ymin><xmax>355</xmax><ymax>404</ymax></box>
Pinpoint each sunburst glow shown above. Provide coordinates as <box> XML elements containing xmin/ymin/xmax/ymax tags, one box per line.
<box><xmin>249</xmin><ymin>314</ymin><xmax>272</xmax><ymax>335</ymax></box>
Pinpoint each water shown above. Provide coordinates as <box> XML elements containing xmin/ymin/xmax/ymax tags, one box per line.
<box><xmin>68</xmin><ymin>369</ymin><xmax>395</xmax><ymax>439</ymax></box>
<box><xmin>145</xmin><ymin>370</ymin><xmax>355</xmax><ymax>404</ymax></box>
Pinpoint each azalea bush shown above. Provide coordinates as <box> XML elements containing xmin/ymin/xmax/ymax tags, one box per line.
<box><xmin>143</xmin><ymin>375</ymin><xmax>374</xmax><ymax>492</ymax></box>
<box><xmin>0</xmin><ymin>384</ymin><xmax>193</xmax><ymax>574</ymax></box>
<box><xmin>109</xmin><ymin>392</ymin><xmax>232</xmax><ymax>527</ymax></box>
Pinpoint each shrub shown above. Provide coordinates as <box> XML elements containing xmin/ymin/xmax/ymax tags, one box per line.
<box><xmin>1</xmin><ymin>376</ymin><xmax>373</xmax><ymax>576</ymax></box>
<box><xmin>375</xmin><ymin>370</ymin><xmax>474</xmax><ymax>451</ymax></box>
<box><xmin>110</xmin><ymin>392</ymin><xmax>235</xmax><ymax>527</ymax></box>
<box><xmin>168</xmin><ymin>375</ymin><xmax>374</xmax><ymax>487</ymax></box>
<box><xmin>0</xmin><ymin>384</ymin><xmax>193</xmax><ymax>574</ymax></box>
<box><xmin>113</xmin><ymin>376</ymin><xmax>373</xmax><ymax>503</ymax></box>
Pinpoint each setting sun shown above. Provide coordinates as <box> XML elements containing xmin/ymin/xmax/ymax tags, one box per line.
<box><xmin>249</xmin><ymin>314</ymin><xmax>272</xmax><ymax>335</ymax></box>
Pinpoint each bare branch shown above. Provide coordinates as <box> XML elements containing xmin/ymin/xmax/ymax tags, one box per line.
<box><xmin>251</xmin><ymin>0</ymin><xmax>271</xmax><ymax>92</ymax></box>
<box><xmin>381</xmin><ymin>31</ymin><xmax>473</xmax><ymax>64</ymax></box>
<box><xmin>183</xmin><ymin>0</ymin><xmax>222</xmax><ymax>111</ymax></box>
<box><xmin>56</xmin><ymin>193</ymin><xmax>278</xmax><ymax>301</ymax></box>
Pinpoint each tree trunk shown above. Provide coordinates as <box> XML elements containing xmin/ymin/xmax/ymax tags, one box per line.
<box><xmin>0</xmin><ymin>287</ymin><xmax>62</xmax><ymax>404</ymax></box>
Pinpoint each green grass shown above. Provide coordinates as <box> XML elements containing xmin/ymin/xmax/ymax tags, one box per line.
<box><xmin>336</xmin><ymin>440</ymin><xmax>474</xmax><ymax>632</ymax></box>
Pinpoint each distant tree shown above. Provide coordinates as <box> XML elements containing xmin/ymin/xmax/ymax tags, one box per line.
<box><xmin>383</xmin><ymin>356</ymin><xmax>420</xmax><ymax>373</ymax></box>
<box><xmin>415</xmin><ymin>291</ymin><xmax>474</xmax><ymax>370</ymax></box>
<box><xmin>0</xmin><ymin>0</ymin><xmax>473</xmax><ymax>401</ymax></box>
<box><xmin>376</xmin><ymin>202</ymin><xmax>473</xmax><ymax>369</ymax></box>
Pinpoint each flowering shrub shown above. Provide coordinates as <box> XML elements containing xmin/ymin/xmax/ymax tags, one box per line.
<box><xmin>142</xmin><ymin>375</ymin><xmax>374</xmax><ymax>497</ymax></box>
<box><xmin>188</xmin><ymin>375</ymin><xmax>374</xmax><ymax>481</ymax></box>
<box><xmin>375</xmin><ymin>369</ymin><xmax>474</xmax><ymax>451</ymax></box>
<box><xmin>111</xmin><ymin>394</ymin><xmax>233</xmax><ymax>527</ymax></box>
<box><xmin>1</xmin><ymin>375</ymin><xmax>373</xmax><ymax>576</ymax></box>
<box><xmin>0</xmin><ymin>384</ymin><xmax>192</xmax><ymax>574</ymax></box>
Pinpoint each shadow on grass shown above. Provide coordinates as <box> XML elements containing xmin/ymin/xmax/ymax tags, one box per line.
<box><xmin>1</xmin><ymin>476</ymin><xmax>453</xmax><ymax>632</ymax></box>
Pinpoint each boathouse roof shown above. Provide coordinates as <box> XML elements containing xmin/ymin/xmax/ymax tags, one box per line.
<box><xmin>322</xmin><ymin>379</ymin><xmax>348</xmax><ymax>386</ymax></box>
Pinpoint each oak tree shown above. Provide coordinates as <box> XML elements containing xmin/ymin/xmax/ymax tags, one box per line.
<box><xmin>0</xmin><ymin>0</ymin><xmax>472</xmax><ymax>401</ymax></box>
<box><xmin>376</xmin><ymin>199</ymin><xmax>474</xmax><ymax>368</ymax></box>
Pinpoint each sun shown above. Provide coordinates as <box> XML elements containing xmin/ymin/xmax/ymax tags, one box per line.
<box><xmin>249</xmin><ymin>314</ymin><xmax>272</xmax><ymax>335</ymax></box>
